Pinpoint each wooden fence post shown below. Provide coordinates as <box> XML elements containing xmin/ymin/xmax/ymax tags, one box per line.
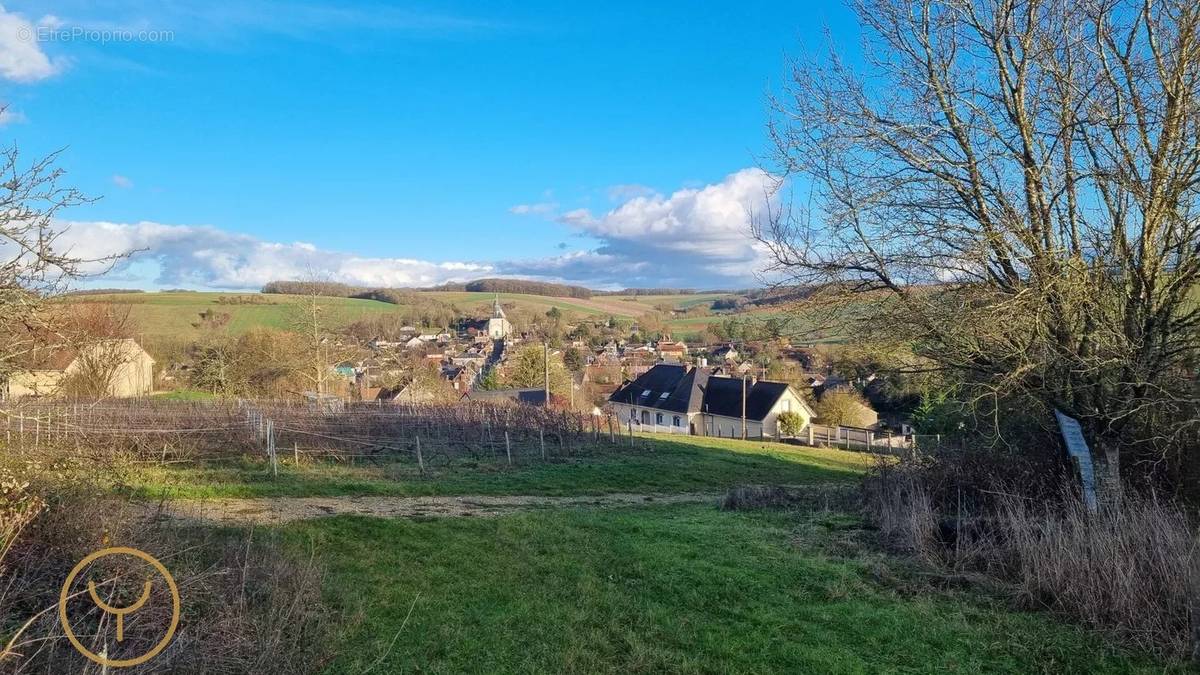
<box><xmin>539</xmin><ymin>428</ymin><xmax>546</xmax><ymax>461</ymax></box>
<box><xmin>268</xmin><ymin>420</ymin><xmax>278</xmax><ymax>477</ymax></box>
<box><xmin>505</xmin><ymin>431</ymin><xmax>512</xmax><ymax>465</ymax></box>
<box><xmin>416</xmin><ymin>435</ymin><xmax>425</xmax><ymax>475</ymax></box>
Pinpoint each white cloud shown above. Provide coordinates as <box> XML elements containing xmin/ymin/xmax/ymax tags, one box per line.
<box><xmin>0</xmin><ymin>106</ymin><xmax>26</xmax><ymax>125</ymax></box>
<box><xmin>521</xmin><ymin>168</ymin><xmax>780</xmax><ymax>288</ymax></box>
<box><xmin>509</xmin><ymin>201</ymin><xmax>558</xmax><ymax>216</ymax></box>
<box><xmin>0</xmin><ymin>6</ymin><xmax>61</xmax><ymax>81</ymax></box>
<box><xmin>54</xmin><ymin>220</ymin><xmax>494</xmax><ymax>290</ymax></box>
<box><xmin>606</xmin><ymin>184</ymin><xmax>656</xmax><ymax>202</ymax></box>
<box><xmin>111</xmin><ymin>174</ymin><xmax>133</xmax><ymax>189</ymax></box>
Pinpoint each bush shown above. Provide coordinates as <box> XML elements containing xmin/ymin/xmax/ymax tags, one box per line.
<box><xmin>777</xmin><ymin>411</ymin><xmax>806</xmax><ymax>436</ymax></box>
<box><xmin>814</xmin><ymin>389</ymin><xmax>877</xmax><ymax>428</ymax></box>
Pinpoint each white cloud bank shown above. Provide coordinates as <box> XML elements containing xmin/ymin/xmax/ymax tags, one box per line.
<box><xmin>59</xmin><ymin>168</ymin><xmax>780</xmax><ymax>291</ymax></box>
<box><xmin>56</xmin><ymin>220</ymin><xmax>494</xmax><ymax>290</ymax></box>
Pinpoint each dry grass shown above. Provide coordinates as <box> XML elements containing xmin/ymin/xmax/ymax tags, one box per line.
<box><xmin>863</xmin><ymin>454</ymin><xmax>1200</xmax><ymax>663</ymax></box>
<box><xmin>998</xmin><ymin>492</ymin><xmax>1200</xmax><ymax>660</ymax></box>
<box><xmin>720</xmin><ymin>484</ymin><xmax>860</xmax><ymax>512</ymax></box>
<box><xmin>0</xmin><ymin>444</ymin><xmax>332</xmax><ymax>673</ymax></box>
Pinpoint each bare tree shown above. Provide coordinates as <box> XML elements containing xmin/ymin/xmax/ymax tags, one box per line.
<box><xmin>762</xmin><ymin>0</ymin><xmax>1200</xmax><ymax>481</ymax></box>
<box><xmin>0</xmin><ymin>142</ymin><xmax>122</xmax><ymax>394</ymax></box>
<box><xmin>56</xmin><ymin>304</ymin><xmax>136</xmax><ymax>399</ymax></box>
<box><xmin>287</xmin><ymin>280</ymin><xmax>359</xmax><ymax>395</ymax></box>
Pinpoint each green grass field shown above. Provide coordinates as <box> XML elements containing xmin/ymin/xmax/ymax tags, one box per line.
<box><xmin>68</xmin><ymin>290</ymin><xmax>739</xmax><ymax>341</ymax></box>
<box><xmin>123</xmin><ymin>436</ymin><xmax>871</xmax><ymax>500</ymax></box>
<box><xmin>127</xmin><ymin>433</ymin><xmax>1174</xmax><ymax>672</ymax></box>
<box><xmin>70</xmin><ymin>291</ymin><xmax>399</xmax><ymax>340</ymax></box>
<box><xmin>288</xmin><ymin>506</ymin><xmax>1158</xmax><ymax>674</ymax></box>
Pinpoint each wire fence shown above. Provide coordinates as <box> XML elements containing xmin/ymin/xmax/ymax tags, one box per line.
<box><xmin>0</xmin><ymin>398</ymin><xmax>627</xmax><ymax>470</ymax></box>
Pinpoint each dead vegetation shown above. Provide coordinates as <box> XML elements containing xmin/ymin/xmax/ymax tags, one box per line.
<box><xmin>863</xmin><ymin>451</ymin><xmax>1200</xmax><ymax>662</ymax></box>
<box><xmin>0</xmin><ymin>443</ymin><xmax>332</xmax><ymax>674</ymax></box>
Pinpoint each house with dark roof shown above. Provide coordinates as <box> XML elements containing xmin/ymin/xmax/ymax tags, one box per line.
<box><xmin>461</xmin><ymin>388</ymin><xmax>548</xmax><ymax>406</ymax></box>
<box><xmin>608</xmin><ymin>363</ymin><xmax>813</xmax><ymax>438</ymax></box>
<box><xmin>710</xmin><ymin>344</ymin><xmax>740</xmax><ymax>362</ymax></box>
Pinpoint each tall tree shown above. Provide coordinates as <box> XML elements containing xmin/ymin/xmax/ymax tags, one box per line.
<box><xmin>762</xmin><ymin>0</ymin><xmax>1200</xmax><ymax>481</ymax></box>
<box><xmin>503</xmin><ymin>344</ymin><xmax>572</xmax><ymax>395</ymax></box>
<box><xmin>288</xmin><ymin>283</ymin><xmax>358</xmax><ymax>395</ymax></box>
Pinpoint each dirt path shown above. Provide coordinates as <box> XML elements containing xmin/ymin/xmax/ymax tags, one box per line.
<box><xmin>147</xmin><ymin>492</ymin><xmax>727</xmax><ymax>525</ymax></box>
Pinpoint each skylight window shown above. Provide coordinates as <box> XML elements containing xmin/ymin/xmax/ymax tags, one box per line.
<box><xmin>658</xmin><ymin>392</ymin><xmax>669</xmax><ymax>399</ymax></box>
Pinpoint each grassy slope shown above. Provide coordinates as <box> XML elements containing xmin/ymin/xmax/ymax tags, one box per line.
<box><xmin>69</xmin><ymin>290</ymin><xmax>812</xmax><ymax>344</ymax></box>
<box><xmin>289</xmin><ymin>506</ymin><xmax>1158</xmax><ymax>674</ymax></box>
<box><xmin>124</xmin><ymin>436</ymin><xmax>871</xmax><ymax>500</ymax></box>
<box><xmin>69</xmin><ymin>290</ymin><xmax>726</xmax><ymax>338</ymax></box>
<box><xmin>67</xmin><ymin>289</ymin><xmax>859</xmax><ymax>346</ymax></box>
<box><xmin>69</xmin><ymin>292</ymin><xmax>398</xmax><ymax>340</ymax></box>
<box><xmin>426</xmin><ymin>291</ymin><xmax>649</xmax><ymax>319</ymax></box>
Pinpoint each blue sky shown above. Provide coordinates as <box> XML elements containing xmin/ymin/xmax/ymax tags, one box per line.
<box><xmin>0</xmin><ymin>1</ymin><xmax>861</xmax><ymax>290</ymax></box>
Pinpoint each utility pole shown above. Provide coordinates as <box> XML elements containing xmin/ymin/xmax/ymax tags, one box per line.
<box><xmin>741</xmin><ymin>374</ymin><xmax>747</xmax><ymax>440</ymax></box>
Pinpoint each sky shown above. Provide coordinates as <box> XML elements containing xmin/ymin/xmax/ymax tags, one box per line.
<box><xmin>0</xmin><ymin>1</ymin><xmax>862</xmax><ymax>291</ymax></box>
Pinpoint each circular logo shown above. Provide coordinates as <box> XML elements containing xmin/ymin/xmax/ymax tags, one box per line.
<box><xmin>58</xmin><ymin>546</ymin><xmax>181</xmax><ymax>668</ymax></box>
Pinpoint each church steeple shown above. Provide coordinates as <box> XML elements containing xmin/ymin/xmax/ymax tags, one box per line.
<box><xmin>492</xmin><ymin>294</ymin><xmax>506</xmax><ymax>319</ymax></box>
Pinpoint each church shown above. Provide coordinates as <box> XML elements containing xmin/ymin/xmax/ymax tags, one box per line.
<box><xmin>487</xmin><ymin>296</ymin><xmax>512</xmax><ymax>339</ymax></box>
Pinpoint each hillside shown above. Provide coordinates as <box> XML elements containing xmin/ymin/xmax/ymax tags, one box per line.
<box><xmin>65</xmin><ymin>290</ymin><xmax>720</xmax><ymax>334</ymax></box>
<box><xmin>62</xmin><ymin>289</ymin><xmax>826</xmax><ymax>346</ymax></box>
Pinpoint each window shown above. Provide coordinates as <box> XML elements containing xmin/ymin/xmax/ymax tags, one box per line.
<box><xmin>658</xmin><ymin>391</ymin><xmax>669</xmax><ymax>400</ymax></box>
<box><xmin>629</xmin><ymin>408</ymin><xmax>636</xmax><ymax>420</ymax></box>
<box><xmin>656</xmin><ymin>413</ymin><xmax>663</xmax><ymax>424</ymax></box>
<box><xmin>673</xmin><ymin>416</ymin><xmax>681</xmax><ymax>427</ymax></box>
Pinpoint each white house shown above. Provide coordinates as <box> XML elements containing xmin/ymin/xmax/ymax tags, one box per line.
<box><xmin>3</xmin><ymin>338</ymin><xmax>155</xmax><ymax>400</ymax></box>
<box><xmin>608</xmin><ymin>363</ymin><xmax>813</xmax><ymax>439</ymax></box>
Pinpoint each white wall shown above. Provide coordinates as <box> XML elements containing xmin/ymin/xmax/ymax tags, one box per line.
<box><xmin>611</xmin><ymin>403</ymin><xmax>697</xmax><ymax>433</ymax></box>
<box><xmin>761</xmin><ymin>388</ymin><xmax>811</xmax><ymax>438</ymax></box>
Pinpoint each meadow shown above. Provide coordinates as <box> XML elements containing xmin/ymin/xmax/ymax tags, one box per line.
<box><xmin>122</xmin><ymin>434</ymin><xmax>1173</xmax><ymax>673</ymax></box>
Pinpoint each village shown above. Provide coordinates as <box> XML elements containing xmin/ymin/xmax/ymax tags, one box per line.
<box><xmin>3</xmin><ymin>0</ymin><xmax>1196</xmax><ymax>671</ymax></box>
<box><xmin>1</xmin><ymin>293</ymin><xmax>901</xmax><ymax>452</ymax></box>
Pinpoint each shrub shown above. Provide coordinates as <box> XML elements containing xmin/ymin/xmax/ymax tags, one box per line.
<box><xmin>777</xmin><ymin>411</ymin><xmax>806</xmax><ymax>437</ymax></box>
<box><xmin>814</xmin><ymin>389</ymin><xmax>876</xmax><ymax>428</ymax></box>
